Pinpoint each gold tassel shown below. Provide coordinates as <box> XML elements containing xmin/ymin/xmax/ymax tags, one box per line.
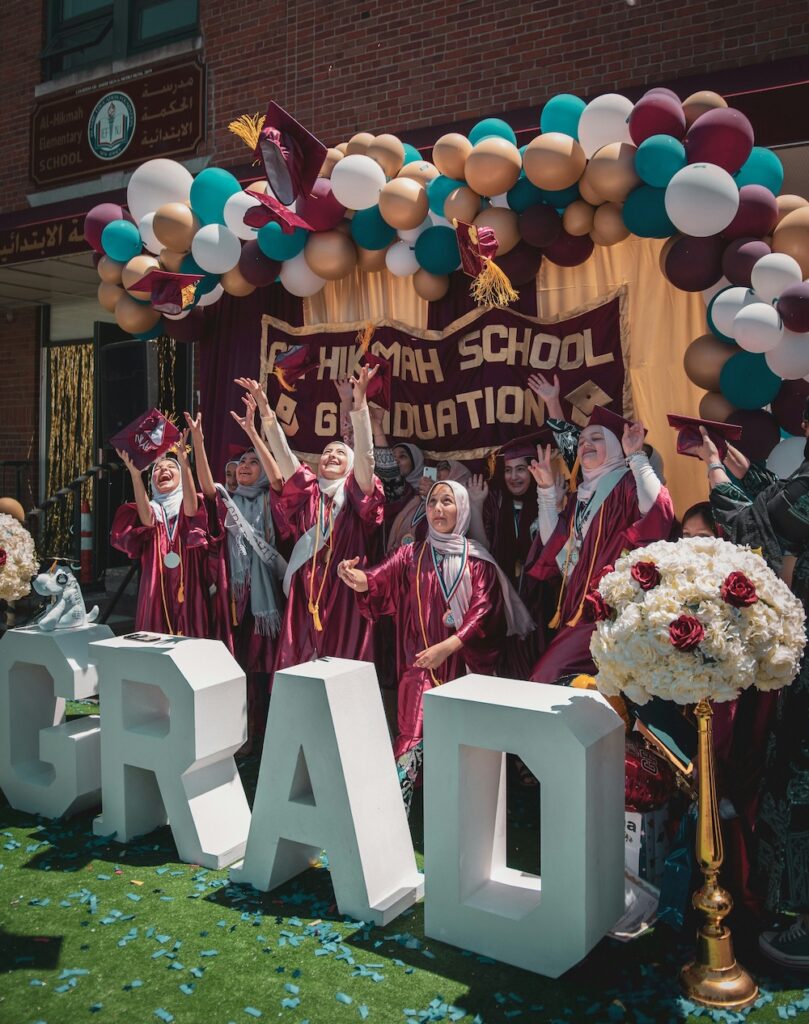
<box><xmin>308</xmin><ymin>600</ymin><xmax>323</xmax><ymax>632</ymax></box>
<box><xmin>548</xmin><ymin>607</ymin><xmax>562</xmax><ymax>630</ymax></box>
<box><xmin>227</xmin><ymin>113</ymin><xmax>265</xmax><ymax>154</ymax></box>
<box><xmin>49</xmin><ymin>559</ymin><xmax>58</xmax><ymax>574</ymax></box>
<box><xmin>486</xmin><ymin>449</ymin><xmax>498</xmax><ymax>479</ymax></box>
<box><xmin>180</xmin><ymin>282</ymin><xmax>198</xmax><ymax>310</ymax></box>
<box><xmin>356</xmin><ymin>321</ymin><xmax>375</xmax><ymax>357</ymax></box>
<box><xmin>177</xmin><ymin>583</ymin><xmax>184</xmax><ymax>605</ymax></box>
<box><xmin>272</xmin><ymin>366</ymin><xmax>296</xmax><ymax>392</ymax></box>
<box><xmin>568</xmin><ymin>455</ymin><xmax>580</xmax><ymax>493</ymax></box>
<box><xmin>231</xmin><ymin>596</ymin><xmax>238</xmax><ymax>628</ymax></box>
<box><xmin>469</xmin><ymin>259</ymin><xmax>519</xmax><ymax>309</ymax></box>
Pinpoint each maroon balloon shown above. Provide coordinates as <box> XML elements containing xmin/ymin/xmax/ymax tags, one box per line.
<box><xmin>645</xmin><ymin>87</ymin><xmax>681</xmax><ymax>102</ymax></box>
<box><xmin>494</xmin><ymin>240</ymin><xmax>542</xmax><ymax>286</ymax></box>
<box><xmin>297</xmin><ymin>178</ymin><xmax>346</xmax><ymax>231</ymax></box>
<box><xmin>628</xmin><ymin>92</ymin><xmax>686</xmax><ymax>145</ymax></box>
<box><xmin>684</xmin><ymin>108</ymin><xmax>754</xmax><ymax>174</ymax></box>
<box><xmin>723</xmin><ymin>184</ymin><xmax>778</xmax><ymax>240</ymax></box>
<box><xmin>776</xmin><ymin>283</ymin><xmax>809</xmax><ymax>334</ymax></box>
<box><xmin>519</xmin><ymin>203</ymin><xmax>562</xmax><ymax>248</ymax></box>
<box><xmin>239</xmin><ymin>240</ymin><xmax>281</xmax><ymax>287</ymax></box>
<box><xmin>772</xmin><ymin>378</ymin><xmax>809</xmax><ymax>436</ymax></box>
<box><xmin>664</xmin><ymin>234</ymin><xmax>725</xmax><ymax>291</ymax></box>
<box><xmin>84</xmin><ymin>203</ymin><xmax>128</xmax><ymax>252</ymax></box>
<box><xmin>160</xmin><ymin>307</ymin><xmax>207</xmax><ymax>344</ymax></box>
<box><xmin>542</xmin><ymin>228</ymin><xmax>594</xmax><ymax>268</ymax></box>
<box><xmin>726</xmin><ymin>408</ymin><xmax>781</xmax><ymax>462</ymax></box>
<box><xmin>722</xmin><ymin>237</ymin><xmax>771</xmax><ymax>288</ymax></box>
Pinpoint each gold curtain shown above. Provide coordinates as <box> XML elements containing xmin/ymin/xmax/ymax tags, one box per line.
<box><xmin>305</xmin><ymin>268</ymin><xmax>428</xmax><ymax>327</ymax></box>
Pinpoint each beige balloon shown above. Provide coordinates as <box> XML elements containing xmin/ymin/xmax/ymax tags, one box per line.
<box><xmin>159</xmin><ymin>249</ymin><xmax>187</xmax><ymax>272</ymax></box>
<box><xmin>577</xmin><ymin>171</ymin><xmax>606</xmax><ymax>207</ymax></box>
<box><xmin>0</xmin><ymin>497</ymin><xmax>25</xmax><ymax>522</ymax></box>
<box><xmin>562</xmin><ymin>200</ymin><xmax>595</xmax><ymax>237</ymax></box>
<box><xmin>473</xmin><ymin>207</ymin><xmax>520</xmax><ymax>255</ymax></box>
<box><xmin>346</xmin><ymin>132</ymin><xmax>375</xmax><ymax>156</ymax></box>
<box><xmin>97</xmin><ymin>255</ymin><xmax>125</xmax><ymax>284</ymax></box>
<box><xmin>432</xmin><ymin>133</ymin><xmax>473</xmax><ymax>180</ymax></box>
<box><xmin>114</xmin><ymin>293</ymin><xmax>161</xmax><ymax>334</ymax></box>
<box><xmin>378</xmin><ymin>177</ymin><xmax>429</xmax><ymax>230</ymax></box>
<box><xmin>356</xmin><ymin>244</ymin><xmax>389</xmax><ymax>273</ymax></box>
<box><xmin>335</xmin><ymin>142</ymin><xmax>349</xmax><ymax>155</ymax></box>
<box><xmin>683</xmin><ymin>334</ymin><xmax>736</xmax><ymax>391</ymax></box>
<box><xmin>246</xmin><ymin>179</ymin><xmax>269</xmax><ymax>194</ymax></box>
<box><xmin>367</xmin><ymin>134</ymin><xmax>405</xmax><ymax>177</ymax></box>
<box><xmin>122</xmin><ymin>254</ymin><xmax>161</xmax><ymax>298</ymax></box>
<box><xmin>333</xmin><ymin>218</ymin><xmax>353</xmax><ymax>236</ymax></box>
<box><xmin>586</xmin><ymin>143</ymin><xmax>640</xmax><ymax>203</ymax></box>
<box><xmin>221</xmin><ymin>265</ymin><xmax>257</xmax><ymax>297</ymax></box>
<box><xmin>464</xmin><ymin>137</ymin><xmax>522</xmax><ymax>197</ymax></box>
<box><xmin>444</xmin><ymin>185</ymin><xmax>481</xmax><ymax>224</ymax></box>
<box><xmin>398</xmin><ymin>161</ymin><xmax>440</xmax><ymax>186</ymax></box>
<box><xmin>98</xmin><ymin>281</ymin><xmax>124</xmax><ymax>313</ymax></box>
<box><xmin>699</xmin><ymin>391</ymin><xmax>735</xmax><ymax>422</ymax></box>
<box><xmin>683</xmin><ymin>90</ymin><xmax>728</xmax><ymax>128</ymax></box>
<box><xmin>776</xmin><ymin>194</ymin><xmax>809</xmax><ymax>225</ymax></box>
<box><xmin>523</xmin><ymin>133</ymin><xmax>586</xmax><ymax>191</ymax></box>
<box><xmin>591</xmin><ymin>202</ymin><xmax>630</xmax><ymax>245</ymax></box>
<box><xmin>304</xmin><ymin>230</ymin><xmax>358</xmax><ymax>280</ymax></box>
<box><xmin>772</xmin><ymin>206</ymin><xmax>809</xmax><ymax>278</ymax></box>
<box><xmin>320</xmin><ymin>148</ymin><xmax>344</xmax><ymax>178</ymax></box>
<box><xmin>152</xmin><ymin>202</ymin><xmax>199</xmax><ymax>252</ymax></box>
<box><xmin>413</xmin><ymin>268</ymin><xmax>450</xmax><ymax>301</ymax></box>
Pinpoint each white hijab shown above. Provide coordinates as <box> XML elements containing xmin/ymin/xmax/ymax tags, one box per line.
<box><xmin>396</xmin><ymin>443</ymin><xmax>425</xmax><ymax>490</ymax></box>
<box><xmin>576</xmin><ymin>425</ymin><xmax>626</xmax><ymax>503</ymax></box>
<box><xmin>426</xmin><ymin>480</ymin><xmax>533</xmax><ymax>637</ymax></box>
<box><xmin>149</xmin><ymin>457</ymin><xmax>183</xmax><ymax>522</ymax></box>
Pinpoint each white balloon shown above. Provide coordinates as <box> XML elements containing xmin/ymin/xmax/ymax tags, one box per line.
<box><xmin>732</xmin><ymin>302</ymin><xmax>784</xmax><ymax>353</ymax></box>
<box><xmin>428</xmin><ymin>212</ymin><xmax>452</xmax><ymax>228</ymax></box>
<box><xmin>197</xmin><ymin>283</ymin><xmax>224</xmax><ymax>308</ymax></box>
<box><xmin>280</xmin><ymin>251</ymin><xmax>327</xmax><ymax>297</ymax></box>
<box><xmin>127</xmin><ymin>159</ymin><xmax>194</xmax><ymax>225</ymax></box>
<box><xmin>750</xmin><ymin>252</ymin><xmax>803</xmax><ymax>305</ymax></box>
<box><xmin>665</xmin><ymin>163</ymin><xmax>740</xmax><ymax>237</ymax></box>
<box><xmin>223</xmin><ymin>191</ymin><xmax>262</xmax><ymax>241</ymax></box>
<box><xmin>191</xmin><ymin>224</ymin><xmax>242</xmax><ymax>274</ymax></box>
<box><xmin>766</xmin><ymin>436</ymin><xmax>807</xmax><ymax>479</ymax></box>
<box><xmin>163</xmin><ymin>308</ymin><xmax>191</xmax><ymax>321</ymax></box>
<box><xmin>398</xmin><ymin>218</ymin><xmax>431</xmax><ymax>244</ymax></box>
<box><xmin>578</xmin><ymin>94</ymin><xmax>634</xmax><ymax>159</ymax></box>
<box><xmin>138</xmin><ymin>212</ymin><xmax>162</xmax><ymax>255</ymax></box>
<box><xmin>765</xmin><ymin>331</ymin><xmax>809</xmax><ymax>380</ymax></box>
<box><xmin>330</xmin><ymin>155</ymin><xmax>387</xmax><ymax>211</ymax></box>
<box><xmin>385</xmin><ymin>241</ymin><xmax>419</xmax><ymax>277</ymax></box>
<box><xmin>702</xmin><ymin>276</ymin><xmax>731</xmax><ymax>306</ymax></box>
<box><xmin>709</xmin><ymin>286</ymin><xmax>756</xmax><ymax>338</ymax></box>
<box><xmin>490</xmin><ymin>192</ymin><xmax>510</xmax><ymax>209</ymax></box>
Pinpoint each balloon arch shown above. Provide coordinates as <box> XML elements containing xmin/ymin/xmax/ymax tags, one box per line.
<box><xmin>86</xmin><ymin>88</ymin><xmax>809</xmax><ymax>457</ymax></box>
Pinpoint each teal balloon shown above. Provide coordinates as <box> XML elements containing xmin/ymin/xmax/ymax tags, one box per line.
<box><xmin>539</xmin><ymin>183</ymin><xmax>580</xmax><ymax>208</ymax></box>
<box><xmin>720</xmin><ymin>352</ymin><xmax>781</xmax><ymax>410</ymax></box>
<box><xmin>101</xmin><ymin>220</ymin><xmax>141</xmax><ymax>262</ymax></box>
<box><xmin>735</xmin><ymin>146</ymin><xmax>784</xmax><ymax>195</ymax></box>
<box><xmin>507</xmin><ymin>178</ymin><xmax>544</xmax><ymax>213</ymax></box>
<box><xmin>179</xmin><ymin>255</ymin><xmax>219</xmax><ymax>296</ymax></box>
<box><xmin>635</xmin><ymin>135</ymin><xmax>686</xmax><ymax>188</ymax></box>
<box><xmin>402</xmin><ymin>143</ymin><xmax>422</xmax><ymax>165</ymax></box>
<box><xmin>134</xmin><ymin>325</ymin><xmax>162</xmax><ymax>341</ymax></box>
<box><xmin>414</xmin><ymin>226</ymin><xmax>460</xmax><ymax>275</ymax></box>
<box><xmin>350</xmin><ymin>205</ymin><xmax>396</xmax><ymax>250</ymax></box>
<box><xmin>707</xmin><ymin>287</ymin><xmax>738</xmax><ymax>343</ymax></box>
<box><xmin>781</xmin><ymin>427</ymin><xmax>796</xmax><ymax>439</ymax></box>
<box><xmin>622</xmin><ymin>185</ymin><xmax>676</xmax><ymax>238</ymax></box>
<box><xmin>426</xmin><ymin>175</ymin><xmax>465</xmax><ymax>217</ymax></box>
<box><xmin>257</xmin><ymin>222</ymin><xmax>308</xmax><ymax>261</ymax></box>
<box><xmin>469</xmin><ymin>118</ymin><xmax>516</xmax><ymax>146</ymax></box>
<box><xmin>190</xmin><ymin>167</ymin><xmax>242</xmax><ymax>225</ymax></box>
<box><xmin>540</xmin><ymin>94</ymin><xmax>586</xmax><ymax>140</ymax></box>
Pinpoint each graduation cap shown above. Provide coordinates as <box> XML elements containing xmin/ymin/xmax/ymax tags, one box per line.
<box><xmin>254</xmin><ymin>101</ymin><xmax>327</xmax><ymax>208</ymax></box>
<box><xmin>587</xmin><ymin>404</ymin><xmax>647</xmax><ymax>439</ymax></box>
<box><xmin>667</xmin><ymin>413</ymin><xmax>742</xmax><ymax>461</ymax></box>
<box><xmin>241</xmin><ymin>189</ymin><xmax>315</xmax><ymax>233</ymax></box>
<box><xmin>131</xmin><ymin>269</ymin><xmax>204</xmax><ymax>315</ymax></box>
<box><xmin>109</xmin><ymin>408</ymin><xmax>182</xmax><ymax>471</ymax></box>
<box><xmin>564</xmin><ymin>380</ymin><xmax>613</xmax><ymax>427</ymax></box>
<box><xmin>269</xmin><ymin>342</ymin><xmax>320</xmax><ymax>392</ymax></box>
<box><xmin>486</xmin><ymin>428</ymin><xmax>554</xmax><ymax>478</ymax></box>
<box><xmin>453</xmin><ymin>218</ymin><xmax>518</xmax><ymax>309</ymax></box>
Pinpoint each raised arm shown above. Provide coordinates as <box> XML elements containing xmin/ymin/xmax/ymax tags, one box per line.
<box><xmin>530</xmin><ymin>444</ymin><xmax>561</xmax><ymax>544</ymax></box>
<box><xmin>175</xmin><ymin>429</ymin><xmax>199</xmax><ymax>516</ymax></box>
<box><xmin>350</xmin><ymin>364</ymin><xmax>378</xmax><ymax>497</ymax></box>
<box><xmin>466</xmin><ymin>473</ymin><xmax>491</xmax><ymax>550</ymax></box>
<box><xmin>528</xmin><ymin>372</ymin><xmax>564</xmax><ymax>421</ymax></box>
<box><xmin>117</xmin><ymin>448</ymin><xmax>153</xmax><ymax>527</ymax></box>
<box><xmin>185</xmin><ymin>411</ymin><xmax>216</xmax><ymax>499</ymax></box>
<box><xmin>335</xmin><ymin>377</ymin><xmax>355</xmax><ymax>447</ymax></box>
<box><xmin>235</xmin><ymin>376</ymin><xmax>300</xmax><ymax>483</ymax></box>
<box><xmin>232</xmin><ymin>390</ymin><xmax>283</xmax><ymax>493</ymax></box>
<box><xmin>686</xmin><ymin>427</ymin><xmax>732</xmax><ymax>490</ymax></box>
<box><xmin>622</xmin><ymin>421</ymin><xmax>660</xmax><ymax>515</ymax></box>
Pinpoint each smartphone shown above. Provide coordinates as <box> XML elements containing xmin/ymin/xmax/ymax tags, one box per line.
<box><xmin>423</xmin><ymin>466</ymin><xmax>437</xmax><ymax>482</ymax></box>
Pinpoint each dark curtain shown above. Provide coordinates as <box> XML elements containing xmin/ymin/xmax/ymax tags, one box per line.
<box><xmin>426</xmin><ymin>269</ymin><xmax>538</xmax><ymax>330</ymax></box>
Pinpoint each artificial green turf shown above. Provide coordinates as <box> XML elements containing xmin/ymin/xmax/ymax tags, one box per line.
<box><xmin>0</xmin><ymin>706</ymin><xmax>807</xmax><ymax>1024</ymax></box>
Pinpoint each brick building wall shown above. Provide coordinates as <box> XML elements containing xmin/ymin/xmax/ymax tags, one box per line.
<box><xmin>0</xmin><ymin>307</ymin><xmax>40</xmax><ymax>502</ymax></box>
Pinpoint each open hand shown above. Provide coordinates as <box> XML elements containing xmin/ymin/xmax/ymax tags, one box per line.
<box><xmin>183</xmin><ymin>410</ymin><xmax>203</xmax><ymax>441</ymax></box>
<box><xmin>467</xmin><ymin>473</ymin><xmax>489</xmax><ymax>505</ymax></box>
<box><xmin>622</xmin><ymin>421</ymin><xmax>646</xmax><ymax>457</ymax></box>
<box><xmin>230</xmin><ymin>394</ymin><xmax>258</xmax><ymax>437</ymax></box>
<box><xmin>529</xmin><ymin>444</ymin><xmax>556</xmax><ymax>488</ymax></box>
<box><xmin>116</xmin><ymin>447</ymin><xmax>138</xmax><ymax>475</ymax></box>
<box><xmin>334</xmin><ymin>377</ymin><xmax>354</xmax><ymax>406</ymax></box>
<box><xmin>234</xmin><ymin>376</ymin><xmax>270</xmax><ymax>417</ymax></box>
<box><xmin>350</xmin><ymin>364</ymin><xmax>379</xmax><ymax>410</ymax></box>
<box><xmin>527</xmin><ymin>373</ymin><xmax>560</xmax><ymax>403</ymax></box>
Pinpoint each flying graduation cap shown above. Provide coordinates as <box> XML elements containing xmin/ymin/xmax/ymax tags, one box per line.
<box><xmin>131</xmin><ymin>270</ymin><xmax>204</xmax><ymax>315</ymax></box>
<box><xmin>667</xmin><ymin>413</ymin><xmax>742</xmax><ymax>461</ymax></box>
<box><xmin>242</xmin><ymin>189</ymin><xmax>315</xmax><ymax>233</ymax></box>
<box><xmin>109</xmin><ymin>408</ymin><xmax>183</xmax><ymax>471</ymax></box>
<box><xmin>453</xmin><ymin>218</ymin><xmax>518</xmax><ymax>309</ymax></box>
<box><xmin>588</xmin><ymin>404</ymin><xmax>648</xmax><ymax>439</ymax></box>
<box><xmin>254</xmin><ymin>101</ymin><xmax>327</xmax><ymax>208</ymax></box>
<box><xmin>269</xmin><ymin>342</ymin><xmax>320</xmax><ymax>392</ymax></box>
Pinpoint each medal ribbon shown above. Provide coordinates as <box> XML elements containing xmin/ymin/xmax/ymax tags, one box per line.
<box><xmin>431</xmin><ymin>539</ymin><xmax>468</xmax><ymax>607</ymax></box>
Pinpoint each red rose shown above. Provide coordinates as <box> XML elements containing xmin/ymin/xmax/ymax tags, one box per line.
<box><xmin>721</xmin><ymin>571</ymin><xmax>757</xmax><ymax>608</ymax></box>
<box><xmin>669</xmin><ymin>615</ymin><xmax>705</xmax><ymax>652</ymax></box>
<box><xmin>631</xmin><ymin>561</ymin><xmax>661</xmax><ymax>591</ymax></box>
<box><xmin>585</xmin><ymin>587</ymin><xmax>611</xmax><ymax>622</ymax></box>
<box><xmin>0</xmin><ymin>548</ymin><xmax>6</xmax><ymax>568</ymax></box>
<box><xmin>591</xmin><ymin>563</ymin><xmax>615</xmax><ymax>590</ymax></box>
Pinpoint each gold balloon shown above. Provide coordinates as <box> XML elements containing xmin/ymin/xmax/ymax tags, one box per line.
<box><xmin>152</xmin><ymin>202</ymin><xmax>199</xmax><ymax>252</ymax></box>
<box><xmin>577</xmin><ymin>172</ymin><xmax>606</xmax><ymax>207</ymax></box>
<box><xmin>97</xmin><ymin>255</ymin><xmax>124</xmax><ymax>284</ymax></box>
<box><xmin>464</xmin><ymin>137</ymin><xmax>522</xmax><ymax>197</ymax></box>
<box><xmin>246</xmin><ymin>179</ymin><xmax>269</xmax><ymax>194</ymax></box>
<box><xmin>776</xmin><ymin>194</ymin><xmax>809</xmax><ymax>224</ymax></box>
<box><xmin>699</xmin><ymin>391</ymin><xmax>735</xmax><ymax>422</ymax></box>
<box><xmin>356</xmin><ymin>245</ymin><xmax>389</xmax><ymax>272</ymax></box>
<box><xmin>346</xmin><ymin>132</ymin><xmax>375</xmax><ymax>156</ymax></box>
<box><xmin>367</xmin><ymin>134</ymin><xmax>405</xmax><ymax>177</ymax></box>
<box><xmin>159</xmin><ymin>249</ymin><xmax>187</xmax><ymax>272</ymax></box>
<box><xmin>523</xmin><ymin>133</ymin><xmax>586</xmax><ymax>191</ymax></box>
<box><xmin>114</xmin><ymin>293</ymin><xmax>161</xmax><ymax>334</ymax></box>
<box><xmin>304</xmin><ymin>230</ymin><xmax>358</xmax><ymax>280</ymax></box>
<box><xmin>320</xmin><ymin>148</ymin><xmax>344</xmax><ymax>178</ymax></box>
<box><xmin>443</xmin><ymin>186</ymin><xmax>481</xmax><ymax>224</ymax></box>
<box><xmin>335</xmin><ymin>142</ymin><xmax>349</xmax><ymax>155</ymax></box>
<box><xmin>333</xmin><ymin>218</ymin><xmax>353</xmax><ymax>236</ymax></box>
<box><xmin>772</xmin><ymin>206</ymin><xmax>809</xmax><ymax>278</ymax></box>
<box><xmin>413</xmin><ymin>268</ymin><xmax>450</xmax><ymax>301</ymax></box>
<box><xmin>683</xmin><ymin>90</ymin><xmax>728</xmax><ymax>128</ymax></box>
<box><xmin>221</xmin><ymin>265</ymin><xmax>257</xmax><ymax>297</ymax></box>
<box><xmin>586</xmin><ymin>143</ymin><xmax>640</xmax><ymax>203</ymax></box>
<box><xmin>562</xmin><ymin>200</ymin><xmax>595</xmax><ymax>237</ymax></box>
<box><xmin>0</xmin><ymin>497</ymin><xmax>25</xmax><ymax>522</ymax></box>
<box><xmin>122</xmin><ymin>254</ymin><xmax>161</xmax><ymax>298</ymax></box>
<box><xmin>683</xmin><ymin>334</ymin><xmax>736</xmax><ymax>391</ymax></box>
<box><xmin>473</xmin><ymin>207</ymin><xmax>520</xmax><ymax>255</ymax></box>
<box><xmin>432</xmin><ymin>133</ymin><xmax>473</xmax><ymax>179</ymax></box>
<box><xmin>98</xmin><ymin>281</ymin><xmax>124</xmax><ymax>312</ymax></box>
<box><xmin>378</xmin><ymin>177</ymin><xmax>429</xmax><ymax>230</ymax></box>
<box><xmin>397</xmin><ymin>160</ymin><xmax>439</xmax><ymax>185</ymax></box>
<box><xmin>591</xmin><ymin>202</ymin><xmax>630</xmax><ymax>245</ymax></box>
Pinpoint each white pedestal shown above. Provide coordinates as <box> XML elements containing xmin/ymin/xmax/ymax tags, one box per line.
<box><xmin>90</xmin><ymin>634</ymin><xmax>249</xmax><ymax>869</ymax></box>
<box><xmin>423</xmin><ymin>676</ymin><xmax>624</xmax><ymax>978</ymax></box>
<box><xmin>232</xmin><ymin>658</ymin><xmax>423</xmax><ymax>924</ymax></box>
<box><xmin>0</xmin><ymin>623</ymin><xmax>112</xmax><ymax>818</ymax></box>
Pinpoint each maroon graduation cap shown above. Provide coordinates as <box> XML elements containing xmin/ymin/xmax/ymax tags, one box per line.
<box><xmin>270</xmin><ymin>342</ymin><xmax>320</xmax><ymax>392</ymax></box>
<box><xmin>667</xmin><ymin>413</ymin><xmax>742</xmax><ymax>460</ymax></box>
<box><xmin>587</xmin><ymin>404</ymin><xmax>648</xmax><ymax>439</ymax></box>
<box><xmin>361</xmin><ymin>351</ymin><xmax>392</xmax><ymax>410</ymax></box>
<box><xmin>242</xmin><ymin>189</ymin><xmax>315</xmax><ymax>234</ymax></box>
<box><xmin>254</xmin><ymin>101</ymin><xmax>327</xmax><ymax>208</ymax></box>
<box><xmin>486</xmin><ymin>428</ymin><xmax>554</xmax><ymax>478</ymax></box>
<box><xmin>109</xmin><ymin>408</ymin><xmax>182</xmax><ymax>471</ymax></box>
<box><xmin>453</xmin><ymin>218</ymin><xmax>518</xmax><ymax>308</ymax></box>
<box><xmin>131</xmin><ymin>270</ymin><xmax>204</xmax><ymax>315</ymax></box>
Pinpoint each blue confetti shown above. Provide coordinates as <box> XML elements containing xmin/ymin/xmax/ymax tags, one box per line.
<box><xmin>153</xmin><ymin>1010</ymin><xmax>174</xmax><ymax>1023</ymax></box>
<box><xmin>244</xmin><ymin>1009</ymin><xmax>263</xmax><ymax>1018</ymax></box>
<box><xmin>336</xmin><ymin>993</ymin><xmax>353</xmax><ymax>1005</ymax></box>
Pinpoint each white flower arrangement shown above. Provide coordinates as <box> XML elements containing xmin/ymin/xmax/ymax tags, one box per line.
<box><xmin>589</xmin><ymin>536</ymin><xmax>806</xmax><ymax>706</ymax></box>
<box><xmin>0</xmin><ymin>512</ymin><xmax>39</xmax><ymax>602</ymax></box>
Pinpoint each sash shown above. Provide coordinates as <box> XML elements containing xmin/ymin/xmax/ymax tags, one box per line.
<box><xmin>555</xmin><ymin>467</ymin><xmax>628</xmax><ymax>573</ymax></box>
